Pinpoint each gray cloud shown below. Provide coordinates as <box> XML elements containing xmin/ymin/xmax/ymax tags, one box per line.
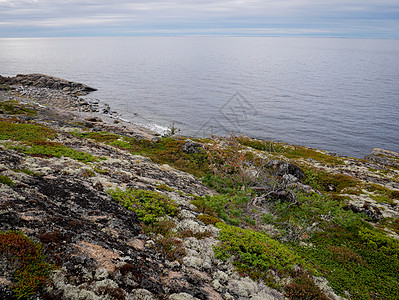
<box><xmin>0</xmin><ymin>0</ymin><xmax>398</xmax><ymax>37</ymax></box>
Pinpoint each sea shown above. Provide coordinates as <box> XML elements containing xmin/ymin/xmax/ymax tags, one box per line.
<box><xmin>1</xmin><ymin>37</ymin><xmax>398</xmax><ymax>158</ymax></box>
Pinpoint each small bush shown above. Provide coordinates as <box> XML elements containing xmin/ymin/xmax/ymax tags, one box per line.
<box><xmin>197</xmin><ymin>214</ymin><xmax>221</xmax><ymax>225</ymax></box>
<box><xmin>143</xmin><ymin>219</ymin><xmax>176</xmax><ymax>237</ymax></box>
<box><xmin>214</xmin><ymin>223</ymin><xmax>304</xmax><ymax>281</ymax></box>
<box><xmin>108</xmin><ymin>188</ymin><xmax>178</xmax><ymax>224</ymax></box>
<box><xmin>0</xmin><ymin>231</ymin><xmax>56</xmax><ymax>299</ymax></box>
<box><xmin>155</xmin><ymin>236</ymin><xmax>186</xmax><ymax>262</ymax></box>
<box><xmin>191</xmin><ymin>192</ymin><xmax>251</xmax><ymax>226</ymax></box>
<box><xmin>285</xmin><ymin>271</ymin><xmax>329</xmax><ymax>300</ymax></box>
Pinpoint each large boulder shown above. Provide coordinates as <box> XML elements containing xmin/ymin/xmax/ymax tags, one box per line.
<box><xmin>267</xmin><ymin>160</ymin><xmax>305</xmax><ymax>181</ymax></box>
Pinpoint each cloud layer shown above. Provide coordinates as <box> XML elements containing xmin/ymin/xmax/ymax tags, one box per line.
<box><xmin>1</xmin><ymin>0</ymin><xmax>398</xmax><ymax>38</ymax></box>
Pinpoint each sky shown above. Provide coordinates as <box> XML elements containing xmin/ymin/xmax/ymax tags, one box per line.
<box><xmin>0</xmin><ymin>0</ymin><xmax>398</xmax><ymax>38</ymax></box>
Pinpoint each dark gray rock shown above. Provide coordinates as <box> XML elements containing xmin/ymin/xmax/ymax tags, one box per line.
<box><xmin>182</xmin><ymin>140</ymin><xmax>203</xmax><ymax>154</ymax></box>
<box><xmin>0</xmin><ymin>74</ymin><xmax>97</xmax><ymax>95</ymax></box>
<box><xmin>365</xmin><ymin>148</ymin><xmax>399</xmax><ymax>169</ymax></box>
<box><xmin>267</xmin><ymin>160</ymin><xmax>305</xmax><ymax>180</ymax></box>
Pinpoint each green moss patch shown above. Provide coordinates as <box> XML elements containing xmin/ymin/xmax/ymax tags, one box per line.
<box><xmin>0</xmin><ymin>231</ymin><xmax>56</xmax><ymax>299</ymax></box>
<box><xmin>108</xmin><ymin>188</ymin><xmax>178</xmax><ymax>224</ymax></box>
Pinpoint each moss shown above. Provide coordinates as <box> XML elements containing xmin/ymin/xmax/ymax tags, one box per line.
<box><xmin>75</xmin><ymin>132</ymin><xmax>210</xmax><ymax>178</ymax></box>
<box><xmin>72</xmin><ymin>131</ymin><xmax>120</xmax><ymax>143</ymax></box>
<box><xmin>365</xmin><ymin>183</ymin><xmax>399</xmax><ymax>204</ymax></box>
<box><xmin>379</xmin><ymin>217</ymin><xmax>399</xmax><ymax>235</ymax></box>
<box><xmin>108</xmin><ymin>188</ymin><xmax>178</xmax><ymax>224</ymax></box>
<box><xmin>0</xmin><ymin>231</ymin><xmax>56</xmax><ymax>299</ymax></box>
<box><xmin>13</xmin><ymin>169</ymin><xmax>41</xmax><ymax>177</ymax></box>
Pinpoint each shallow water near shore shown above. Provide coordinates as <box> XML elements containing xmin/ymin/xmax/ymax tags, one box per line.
<box><xmin>1</xmin><ymin>37</ymin><xmax>398</xmax><ymax>158</ymax></box>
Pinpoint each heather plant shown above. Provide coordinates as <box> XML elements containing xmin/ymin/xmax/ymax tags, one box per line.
<box><xmin>0</xmin><ymin>231</ymin><xmax>56</xmax><ymax>299</ymax></box>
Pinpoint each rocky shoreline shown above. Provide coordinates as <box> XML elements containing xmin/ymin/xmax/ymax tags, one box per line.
<box><xmin>1</xmin><ymin>75</ymin><xmax>398</xmax><ymax>300</ymax></box>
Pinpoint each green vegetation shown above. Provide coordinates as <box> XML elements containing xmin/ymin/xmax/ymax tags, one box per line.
<box><xmin>0</xmin><ymin>174</ymin><xmax>14</xmax><ymax>186</ymax></box>
<box><xmin>73</xmin><ymin>131</ymin><xmax>210</xmax><ymax>177</ymax></box>
<box><xmin>237</xmin><ymin>136</ymin><xmax>344</xmax><ymax>165</ymax></box>
<box><xmin>3</xmin><ymin>115</ymin><xmax>396</xmax><ymax>298</ymax></box>
<box><xmin>108</xmin><ymin>188</ymin><xmax>178</xmax><ymax>224</ymax></box>
<box><xmin>0</xmin><ymin>120</ymin><xmax>100</xmax><ymax>163</ymax></box>
<box><xmin>0</xmin><ymin>120</ymin><xmax>55</xmax><ymax>142</ymax></box>
<box><xmin>191</xmin><ymin>191</ymin><xmax>252</xmax><ymax>226</ymax></box>
<box><xmin>214</xmin><ymin>223</ymin><xmax>304</xmax><ymax>285</ymax></box>
<box><xmin>0</xmin><ymin>100</ymin><xmax>37</xmax><ymax>116</ymax></box>
<box><xmin>0</xmin><ymin>231</ymin><xmax>56</xmax><ymax>299</ymax></box>
<box><xmin>21</xmin><ymin>142</ymin><xmax>99</xmax><ymax>163</ymax></box>
<box><xmin>294</xmin><ymin>226</ymin><xmax>399</xmax><ymax>299</ymax></box>
<box><xmin>364</xmin><ymin>183</ymin><xmax>399</xmax><ymax>204</ymax></box>
<box><xmin>197</xmin><ymin>214</ymin><xmax>221</xmax><ymax>225</ymax></box>
<box><xmin>156</xmin><ymin>183</ymin><xmax>175</xmax><ymax>192</ymax></box>
<box><xmin>13</xmin><ymin>169</ymin><xmax>41</xmax><ymax>177</ymax></box>
<box><xmin>302</xmin><ymin>168</ymin><xmax>359</xmax><ymax>193</ymax></box>
<box><xmin>285</xmin><ymin>271</ymin><xmax>329</xmax><ymax>300</ymax></box>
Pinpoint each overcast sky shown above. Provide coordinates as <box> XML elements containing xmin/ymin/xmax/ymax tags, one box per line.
<box><xmin>1</xmin><ymin>0</ymin><xmax>398</xmax><ymax>38</ymax></box>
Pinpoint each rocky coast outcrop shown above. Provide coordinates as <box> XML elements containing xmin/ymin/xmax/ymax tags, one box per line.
<box><xmin>0</xmin><ymin>74</ymin><xmax>96</xmax><ymax>95</ymax></box>
<box><xmin>0</xmin><ymin>75</ymin><xmax>398</xmax><ymax>300</ymax></box>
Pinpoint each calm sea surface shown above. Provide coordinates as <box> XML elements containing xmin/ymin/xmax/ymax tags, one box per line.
<box><xmin>1</xmin><ymin>37</ymin><xmax>398</xmax><ymax>158</ymax></box>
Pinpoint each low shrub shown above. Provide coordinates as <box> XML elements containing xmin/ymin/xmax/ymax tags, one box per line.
<box><xmin>191</xmin><ymin>192</ymin><xmax>251</xmax><ymax>226</ymax></box>
<box><xmin>22</xmin><ymin>143</ymin><xmax>99</xmax><ymax>163</ymax></box>
<box><xmin>108</xmin><ymin>188</ymin><xmax>178</xmax><ymax>224</ymax></box>
<box><xmin>285</xmin><ymin>271</ymin><xmax>329</xmax><ymax>300</ymax></box>
<box><xmin>197</xmin><ymin>214</ymin><xmax>221</xmax><ymax>225</ymax></box>
<box><xmin>0</xmin><ymin>231</ymin><xmax>56</xmax><ymax>299</ymax></box>
<box><xmin>0</xmin><ymin>120</ymin><xmax>55</xmax><ymax>142</ymax></box>
<box><xmin>214</xmin><ymin>223</ymin><xmax>304</xmax><ymax>281</ymax></box>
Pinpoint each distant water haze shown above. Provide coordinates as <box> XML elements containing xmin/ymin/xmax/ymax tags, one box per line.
<box><xmin>1</xmin><ymin>37</ymin><xmax>398</xmax><ymax>158</ymax></box>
